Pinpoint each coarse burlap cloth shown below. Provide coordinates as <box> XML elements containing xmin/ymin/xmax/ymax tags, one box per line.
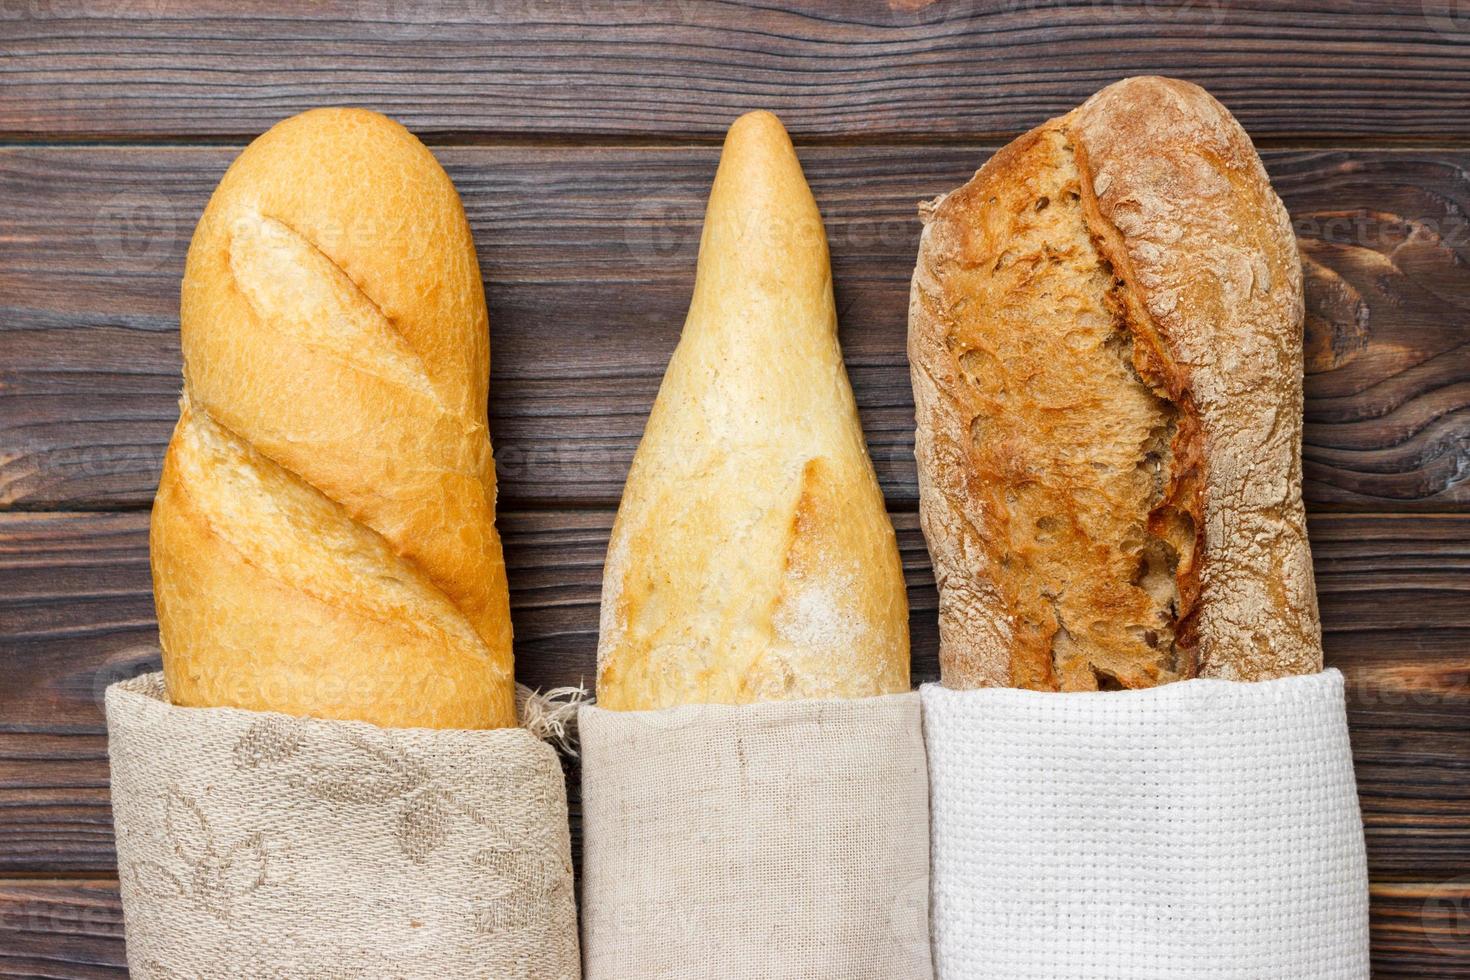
<box><xmin>923</xmin><ymin>668</ymin><xmax>1370</xmax><ymax>980</ymax></box>
<box><xmin>105</xmin><ymin>673</ymin><xmax>580</xmax><ymax>979</ymax></box>
<box><xmin>578</xmin><ymin>692</ymin><xmax>933</xmax><ymax>980</ymax></box>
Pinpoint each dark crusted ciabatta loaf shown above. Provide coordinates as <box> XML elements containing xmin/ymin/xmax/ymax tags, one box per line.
<box><xmin>908</xmin><ymin>76</ymin><xmax>1322</xmax><ymax>690</ymax></box>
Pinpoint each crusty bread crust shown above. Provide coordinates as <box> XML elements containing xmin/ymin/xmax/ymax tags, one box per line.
<box><xmin>153</xmin><ymin>108</ymin><xmax>515</xmax><ymax>727</ymax></box>
<box><xmin>596</xmin><ymin>111</ymin><xmax>910</xmax><ymax>711</ymax></box>
<box><xmin>910</xmin><ymin>77</ymin><xmax>1321</xmax><ymax>690</ymax></box>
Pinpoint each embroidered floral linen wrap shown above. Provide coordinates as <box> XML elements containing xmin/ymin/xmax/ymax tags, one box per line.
<box><xmin>105</xmin><ymin>673</ymin><xmax>580</xmax><ymax>979</ymax></box>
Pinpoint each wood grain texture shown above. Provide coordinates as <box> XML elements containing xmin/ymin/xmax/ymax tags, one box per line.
<box><xmin>2</xmin><ymin>146</ymin><xmax>1467</xmax><ymax>511</ymax></box>
<box><xmin>1</xmin><ymin>878</ymin><xmax>1465</xmax><ymax>979</ymax></box>
<box><xmin>3</xmin><ymin>4</ymin><xmax>1467</xmax><ymax>972</ymax></box>
<box><xmin>1372</xmin><ymin>881</ymin><xmax>1470</xmax><ymax>977</ymax></box>
<box><xmin>3</xmin><ymin>1</ymin><xmax>1470</xmax><ymax>141</ymax></box>
<box><xmin>0</xmin><ymin>881</ymin><xmax>127</xmax><ymax>979</ymax></box>
<box><xmin>3</xmin><ymin>511</ymin><xmax>1467</xmax><ymax>877</ymax></box>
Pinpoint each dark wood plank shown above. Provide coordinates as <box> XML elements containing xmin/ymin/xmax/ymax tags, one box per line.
<box><xmin>3</xmin><ymin>1</ymin><xmax>1470</xmax><ymax>141</ymax></box>
<box><xmin>2</xmin><ymin>145</ymin><xmax>1467</xmax><ymax>511</ymax></box>
<box><xmin>3</xmin><ymin>878</ymin><xmax>1465</xmax><ymax>979</ymax></box>
<box><xmin>1372</xmin><ymin>881</ymin><xmax>1470</xmax><ymax>978</ymax></box>
<box><xmin>2</xmin><ymin>511</ymin><xmax>1467</xmax><ymax>877</ymax></box>
<box><xmin>0</xmin><ymin>734</ymin><xmax>112</xmax><ymax>875</ymax></box>
<box><xmin>0</xmin><ymin>880</ymin><xmax>127</xmax><ymax>979</ymax></box>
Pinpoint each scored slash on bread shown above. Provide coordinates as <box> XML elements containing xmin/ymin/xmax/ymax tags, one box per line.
<box><xmin>595</xmin><ymin>111</ymin><xmax>910</xmax><ymax>711</ymax></box>
<box><xmin>152</xmin><ymin>108</ymin><xmax>516</xmax><ymax>728</ymax></box>
<box><xmin>909</xmin><ymin>76</ymin><xmax>1323</xmax><ymax>691</ymax></box>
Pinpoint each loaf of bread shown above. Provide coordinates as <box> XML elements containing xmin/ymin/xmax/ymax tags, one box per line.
<box><xmin>909</xmin><ymin>76</ymin><xmax>1322</xmax><ymax>691</ymax></box>
<box><xmin>151</xmin><ymin>108</ymin><xmax>515</xmax><ymax>728</ymax></box>
<box><xmin>596</xmin><ymin>111</ymin><xmax>910</xmax><ymax>711</ymax></box>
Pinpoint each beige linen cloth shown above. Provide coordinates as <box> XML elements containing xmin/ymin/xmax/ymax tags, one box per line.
<box><xmin>578</xmin><ymin>692</ymin><xmax>933</xmax><ymax>980</ymax></box>
<box><xmin>106</xmin><ymin>673</ymin><xmax>580</xmax><ymax>979</ymax></box>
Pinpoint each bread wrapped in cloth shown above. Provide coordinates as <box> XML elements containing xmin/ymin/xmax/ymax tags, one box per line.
<box><xmin>114</xmin><ymin>110</ymin><xmax>578</xmax><ymax>980</ymax></box>
<box><xmin>910</xmin><ymin>78</ymin><xmax>1365</xmax><ymax>980</ymax></box>
<box><xmin>579</xmin><ymin>111</ymin><xmax>930</xmax><ymax>980</ymax></box>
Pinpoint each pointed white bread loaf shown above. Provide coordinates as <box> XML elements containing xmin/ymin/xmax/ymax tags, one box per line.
<box><xmin>151</xmin><ymin>108</ymin><xmax>515</xmax><ymax>728</ymax></box>
<box><xmin>909</xmin><ymin>76</ymin><xmax>1322</xmax><ymax>691</ymax></box>
<box><xmin>596</xmin><ymin>111</ymin><xmax>910</xmax><ymax>711</ymax></box>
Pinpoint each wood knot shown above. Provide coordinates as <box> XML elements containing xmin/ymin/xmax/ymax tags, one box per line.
<box><xmin>1301</xmin><ymin>251</ymin><xmax>1369</xmax><ymax>373</ymax></box>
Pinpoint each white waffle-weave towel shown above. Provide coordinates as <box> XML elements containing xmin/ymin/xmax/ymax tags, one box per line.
<box><xmin>923</xmin><ymin>669</ymin><xmax>1369</xmax><ymax>980</ymax></box>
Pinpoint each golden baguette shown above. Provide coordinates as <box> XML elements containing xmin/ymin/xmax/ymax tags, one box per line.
<box><xmin>596</xmin><ymin>111</ymin><xmax>910</xmax><ymax>710</ymax></box>
<box><xmin>152</xmin><ymin>108</ymin><xmax>515</xmax><ymax>728</ymax></box>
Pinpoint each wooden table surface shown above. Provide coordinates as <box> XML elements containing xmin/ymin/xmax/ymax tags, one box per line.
<box><xmin>2</xmin><ymin>2</ymin><xmax>1468</xmax><ymax>975</ymax></box>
